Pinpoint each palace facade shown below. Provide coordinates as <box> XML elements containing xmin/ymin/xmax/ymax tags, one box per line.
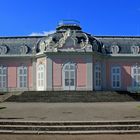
<box><xmin>0</xmin><ymin>21</ymin><xmax>140</xmax><ymax>93</ymax></box>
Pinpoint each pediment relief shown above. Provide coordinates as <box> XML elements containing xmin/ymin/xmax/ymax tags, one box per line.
<box><xmin>38</xmin><ymin>29</ymin><xmax>104</xmax><ymax>53</ymax></box>
<box><xmin>63</xmin><ymin>37</ymin><xmax>78</xmax><ymax>48</ymax></box>
<box><xmin>38</xmin><ymin>36</ymin><xmax>56</xmax><ymax>53</ymax></box>
<box><xmin>57</xmin><ymin>30</ymin><xmax>92</xmax><ymax>51</ymax></box>
<box><xmin>57</xmin><ymin>29</ymin><xmax>78</xmax><ymax>48</ymax></box>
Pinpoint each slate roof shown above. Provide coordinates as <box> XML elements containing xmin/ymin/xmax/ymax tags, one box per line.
<box><xmin>0</xmin><ymin>36</ymin><xmax>42</xmax><ymax>55</ymax></box>
<box><xmin>1</xmin><ymin>22</ymin><xmax>140</xmax><ymax>56</ymax></box>
<box><xmin>1</xmin><ymin>35</ymin><xmax>140</xmax><ymax>55</ymax></box>
<box><xmin>96</xmin><ymin>36</ymin><xmax>140</xmax><ymax>54</ymax></box>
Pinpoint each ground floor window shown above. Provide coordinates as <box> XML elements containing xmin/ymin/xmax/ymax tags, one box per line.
<box><xmin>131</xmin><ymin>65</ymin><xmax>140</xmax><ymax>87</ymax></box>
<box><xmin>63</xmin><ymin>62</ymin><xmax>76</xmax><ymax>90</ymax></box>
<box><xmin>111</xmin><ymin>66</ymin><xmax>121</xmax><ymax>88</ymax></box>
<box><xmin>0</xmin><ymin>66</ymin><xmax>7</xmax><ymax>88</ymax></box>
<box><xmin>37</xmin><ymin>64</ymin><xmax>45</xmax><ymax>90</ymax></box>
<box><xmin>94</xmin><ymin>64</ymin><xmax>101</xmax><ymax>90</ymax></box>
<box><xmin>18</xmin><ymin>66</ymin><xmax>28</xmax><ymax>88</ymax></box>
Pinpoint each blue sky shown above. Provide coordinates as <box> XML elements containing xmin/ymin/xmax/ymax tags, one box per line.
<box><xmin>0</xmin><ymin>0</ymin><xmax>140</xmax><ymax>36</ymax></box>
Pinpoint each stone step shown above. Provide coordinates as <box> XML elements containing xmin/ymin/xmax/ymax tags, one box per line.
<box><xmin>5</xmin><ymin>91</ymin><xmax>140</xmax><ymax>102</ymax></box>
<box><xmin>0</xmin><ymin>130</ymin><xmax>140</xmax><ymax>134</ymax></box>
<box><xmin>0</xmin><ymin>121</ymin><xmax>140</xmax><ymax>134</ymax></box>
<box><xmin>0</xmin><ymin>93</ymin><xmax>13</xmax><ymax>102</ymax></box>
<box><xmin>0</xmin><ymin>125</ymin><xmax>140</xmax><ymax>131</ymax></box>
<box><xmin>0</xmin><ymin>120</ymin><xmax>140</xmax><ymax>126</ymax></box>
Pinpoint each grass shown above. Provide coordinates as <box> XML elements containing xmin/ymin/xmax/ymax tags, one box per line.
<box><xmin>137</xmin><ymin>105</ymin><xmax>140</xmax><ymax>108</ymax></box>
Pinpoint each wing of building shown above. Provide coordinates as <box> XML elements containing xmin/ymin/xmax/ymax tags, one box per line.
<box><xmin>0</xmin><ymin>21</ymin><xmax>140</xmax><ymax>93</ymax></box>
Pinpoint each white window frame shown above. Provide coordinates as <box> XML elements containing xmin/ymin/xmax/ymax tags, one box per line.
<box><xmin>94</xmin><ymin>63</ymin><xmax>101</xmax><ymax>90</ymax></box>
<box><xmin>111</xmin><ymin>66</ymin><xmax>121</xmax><ymax>88</ymax></box>
<box><xmin>37</xmin><ymin>64</ymin><xmax>45</xmax><ymax>91</ymax></box>
<box><xmin>63</xmin><ymin>62</ymin><xmax>76</xmax><ymax>91</ymax></box>
<box><xmin>18</xmin><ymin>66</ymin><xmax>28</xmax><ymax>88</ymax></box>
<box><xmin>0</xmin><ymin>66</ymin><xmax>7</xmax><ymax>89</ymax></box>
<box><xmin>131</xmin><ymin>65</ymin><xmax>140</xmax><ymax>87</ymax></box>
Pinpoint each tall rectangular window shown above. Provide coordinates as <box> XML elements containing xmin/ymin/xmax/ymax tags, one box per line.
<box><xmin>94</xmin><ymin>64</ymin><xmax>101</xmax><ymax>90</ymax></box>
<box><xmin>111</xmin><ymin>66</ymin><xmax>121</xmax><ymax>88</ymax></box>
<box><xmin>37</xmin><ymin>64</ymin><xmax>45</xmax><ymax>90</ymax></box>
<box><xmin>132</xmin><ymin>66</ymin><xmax>140</xmax><ymax>87</ymax></box>
<box><xmin>0</xmin><ymin>66</ymin><xmax>7</xmax><ymax>88</ymax></box>
<box><xmin>18</xmin><ymin>66</ymin><xmax>27</xmax><ymax>88</ymax></box>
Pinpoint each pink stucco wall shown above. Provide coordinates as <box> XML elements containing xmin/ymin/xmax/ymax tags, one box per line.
<box><xmin>76</xmin><ymin>58</ymin><xmax>86</xmax><ymax>87</ymax></box>
<box><xmin>0</xmin><ymin>59</ymin><xmax>33</xmax><ymax>90</ymax></box>
<box><xmin>2</xmin><ymin>55</ymin><xmax>140</xmax><ymax>91</ymax></box>
<box><xmin>53</xmin><ymin>59</ymin><xmax>62</xmax><ymax>87</ymax></box>
<box><xmin>105</xmin><ymin>59</ymin><xmax>140</xmax><ymax>90</ymax></box>
<box><xmin>52</xmin><ymin>56</ymin><xmax>87</xmax><ymax>89</ymax></box>
<box><xmin>8</xmin><ymin>67</ymin><xmax>17</xmax><ymax>88</ymax></box>
<box><xmin>28</xmin><ymin>65</ymin><xmax>32</xmax><ymax>88</ymax></box>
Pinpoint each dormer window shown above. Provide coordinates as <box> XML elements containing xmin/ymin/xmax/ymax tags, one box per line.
<box><xmin>131</xmin><ymin>45</ymin><xmax>139</xmax><ymax>54</ymax></box>
<box><xmin>111</xmin><ymin>45</ymin><xmax>119</xmax><ymax>54</ymax></box>
<box><xmin>20</xmin><ymin>45</ymin><xmax>29</xmax><ymax>54</ymax></box>
<box><xmin>0</xmin><ymin>45</ymin><xmax>8</xmax><ymax>55</ymax></box>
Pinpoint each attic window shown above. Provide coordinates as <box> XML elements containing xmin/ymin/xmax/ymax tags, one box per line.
<box><xmin>131</xmin><ymin>45</ymin><xmax>139</xmax><ymax>54</ymax></box>
<box><xmin>20</xmin><ymin>45</ymin><xmax>29</xmax><ymax>54</ymax></box>
<box><xmin>0</xmin><ymin>45</ymin><xmax>8</xmax><ymax>55</ymax></box>
<box><xmin>111</xmin><ymin>45</ymin><xmax>119</xmax><ymax>54</ymax></box>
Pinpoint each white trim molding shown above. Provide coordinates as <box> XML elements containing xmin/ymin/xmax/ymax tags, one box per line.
<box><xmin>0</xmin><ymin>65</ymin><xmax>7</xmax><ymax>91</ymax></box>
<box><xmin>94</xmin><ymin>63</ymin><xmax>101</xmax><ymax>90</ymax></box>
<box><xmin>37</xmin><ymin>64</ymin><xmax>46</xmax><ymax>91</ymax></box>
<box><xmin>111</xmin><ymin>66</ymin><xmax>121</xmax><ymax>89</ymax></box>
<box><xmin>131</xmin><ymin>65</ymin><xmax>140</xmax><ymax>88</ymax></box>
<box><xmin>17</xmin><ymin>65</ymin><xmax>28</xmax><ymax>89</ymax></box>
<box><xmin>62</xmin><ymin>62</ymin><xmax>76</xmax><ymax>91</ymax></box>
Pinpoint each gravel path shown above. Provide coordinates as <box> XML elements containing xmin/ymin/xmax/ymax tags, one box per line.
<box><xmin>0</xmin><ymin>102</ymin><xmax>140</xmax><ymax>121</ymax></box>
<box><xmin>0</xmin><ymin>134</ymin><xmax>140</xmax><ymax>140</ymax></box>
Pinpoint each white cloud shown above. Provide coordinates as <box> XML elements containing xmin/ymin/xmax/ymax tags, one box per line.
<box><xmin>29</xmin><ymin>30</ymin><xmax>55</xmax><ymax>36</ymax></box>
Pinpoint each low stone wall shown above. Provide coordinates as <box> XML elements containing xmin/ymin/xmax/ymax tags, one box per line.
<box><xmin>5</xmin><ymin>91</ymin><xmax>140</xmax><ymax>102</ymax></box>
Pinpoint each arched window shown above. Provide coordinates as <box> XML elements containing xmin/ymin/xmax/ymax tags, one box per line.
<box><xmin>63</xmin><ymin>62</ymin><xmax>76</xmax><ymax>90</ymax></box>
<box><xmin>37</xmin><ymin>64</ymin><xmax>45</xmax><ymax>90</ymax></box>
<box><xmin>0</xmin><ymin>66</ymin><xmax>7</xmax><ymax>88</ymax></box>
<box><xmin>18</xmin><ymin>66</ymin><xmax>28</xmax><ymax>88</ymax></box>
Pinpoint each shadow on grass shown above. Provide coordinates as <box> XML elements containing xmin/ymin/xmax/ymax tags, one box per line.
<box><xmin>0</xmin><ymin>107</ymin><xmax>6</xmax><ymax>110</ymax></box>
<box><xmin>117</xmin><ymin>91</ymin><xmax>140</xmax><ymax>101</ymax></box>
